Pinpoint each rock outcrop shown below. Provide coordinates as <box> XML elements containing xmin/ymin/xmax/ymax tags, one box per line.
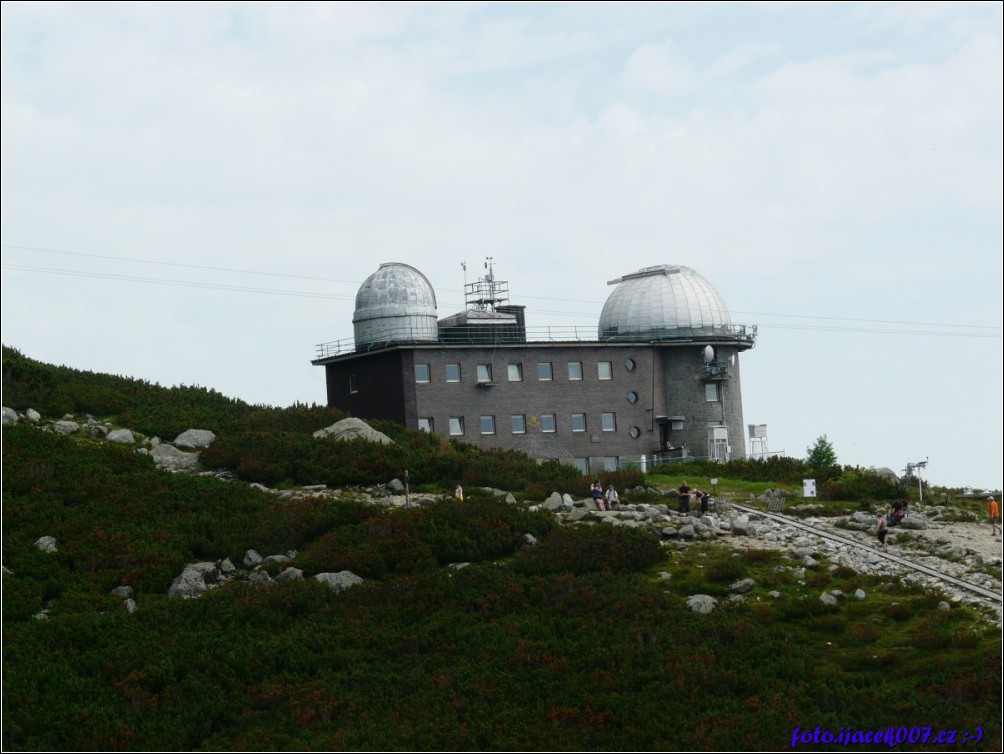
<box><xmin>151</xmin><ymin>444</ymin><xmax>200</xmax><ymax>472</ymax></box>
<box><xmin>173</xmin><ymin>429</ymin><xmax>217</xmax><ymax>449</ymax></box>
<box><xmin>313</xmin><ymin>417</ymin><xmax>393</xmax><ymax>445</ymax></box>
<box><xmin>315</xmin><ymin>571</ymin><xmax>365</xmax><ymax>592</ymax></box>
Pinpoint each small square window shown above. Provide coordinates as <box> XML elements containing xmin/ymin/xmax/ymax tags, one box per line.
<box><xmin>449</xmin><ymin>417</ymin><xmax>465</xmax><ymax>436</ymax></box>
<box><xmin>507</xmin><ymin>363</ymin><xmax>523</xmax><ymax>382</ymax></box>
<box><xmin>602</xmin><ymin>457</ymin><xmax>618</xmax><ymax>472</ymax></box>
<box><xmin>480</xmin><ymin>415</ymin><xmax>496</xmax><ymax>435</ymax></box>
<box><xmin>415</xmin><ymin>364</ymin><xmax>431</xmax><ymax>383</ymax></box>
<box><xmin>445</xmin><ymin>363</ymin><xmax>461</xmax><ymax>382</ymax></box>
<box><xmin>705</xmin><ymin>383</ymin><xmax>720</xmax><ymax>402</ymax></box>
<box><xmin>477</xmin><ymin>364</ymin><xmax>493</xmax><ymax>383</ymax></box>
<box><xmin>540</xmin><ymin>414</ymin><xmax>557</xmax><ymax>433</ymax></box>
<box><xmin>598</xmin><ymin>361</ymin><xmax>612</xmax><ymax>380</ymax></box>
<box><xmin>601</xmin><ymin>412</ymin><xmax>616</xmax><ymax>432</ymax></box>
<box><xmin>511</xmin><ymin>415</ymin><xmax>526</xmax><ymax>434</ymax></box>
<box><xmin>418</xmin><ymin>417</ymin><xmax>434</xmax><ymax>433</ymax></box>
<box><xmin>571</xmin><ymin>413</ymin><xmax>586</xmax><ymax>432</ymax></box>
<box><xmin>538</xmin><ymin>362</ymin><xmax>553</xmax><ymax>381</ymax></box>
<box><xmin>671</xmin><ymin>420</ymin><xmax>684</xmax><ymax>431</ymax></box>
<box><xmin>567</xmin><ymin>362</ymin><xmax>583</xmax><ymax>381</ymax></box>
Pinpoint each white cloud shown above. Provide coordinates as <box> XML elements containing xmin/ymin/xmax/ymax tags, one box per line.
<box><xmin>620</xmin><ymin>40</ymin><xmax>696</xmax><ymax>95</ymax></box>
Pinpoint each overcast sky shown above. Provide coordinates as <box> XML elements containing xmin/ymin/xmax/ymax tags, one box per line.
<box><xmin>2</xmin><ymin>2</ymin><xmax>1001</xmax><ymax>489</ymax></box>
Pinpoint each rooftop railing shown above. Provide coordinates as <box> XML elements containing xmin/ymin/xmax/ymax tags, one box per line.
<box><xmin>314</xmin><ymin>323</ymin><xmax>757</xmax><ymax>360</ymax></box>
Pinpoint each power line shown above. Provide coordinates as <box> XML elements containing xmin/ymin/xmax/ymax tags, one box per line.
<box><xmin>3</xmin><ymin>243</ymin><xmax>1001</xmax><ymax>337</ymax></box>
<box><xmin>1</xmin><ymin>265</ymin><xmax>356</xmax><ymax>301</ymax></box>
<box><xmin>730</xmin><ymin>309</ymin><xmax>1000</xmax><ymax>331</ymax></box>
<box><xmin>2</xmin><ymin>243</ymin><xmax>361</xmax><ymax>287</ymax></box>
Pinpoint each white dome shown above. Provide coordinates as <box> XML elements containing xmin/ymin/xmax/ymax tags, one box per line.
<box><xmin>353</xmin><ymin>263</ymin><xmax>438</xmax><ymax>346</ymax></box>
<box><xmin>598</xmin><ymin>265</ymin><xmax>731</xmax><ymax>340</ymax></box>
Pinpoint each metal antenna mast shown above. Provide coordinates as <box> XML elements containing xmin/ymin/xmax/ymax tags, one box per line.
<box><xmin>904</xmin><ymin>458</ymin><xmax>929</xmax><ymax>503</ymax></box>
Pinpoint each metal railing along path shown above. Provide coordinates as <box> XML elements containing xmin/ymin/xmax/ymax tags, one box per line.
<box><xmin>727</xmin><ymin>501</ymin><xmax>1003</xmax><ymax>604</ymax></box>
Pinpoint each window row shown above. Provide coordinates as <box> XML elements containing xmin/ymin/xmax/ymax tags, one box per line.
<box><xmin>415</xmin><ymin>360</ymin><xmax>614</xmax><ymax>384</ymax></box>
<box><xmin>418</xmin><ymin>412</ymin><xmax>623</xmax><ymax>436</ymax></box>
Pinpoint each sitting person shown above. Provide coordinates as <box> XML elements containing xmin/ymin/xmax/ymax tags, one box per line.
<box><xmin>887</xmin><ymin>502</ymin><xmax>906</xmax><ymax>527</ymax></box>
<box><xmin>591</xmin><ymin>480</ymin><xmax>606</xmax><ymax>511</ymax></box>
<box><xmin>605</xmin><ymin>484</ymin><xmax>620</xmax><ymax>510</ymax></box>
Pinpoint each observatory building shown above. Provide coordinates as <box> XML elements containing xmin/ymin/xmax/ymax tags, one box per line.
<box><xmin>312</xmin><ymin>262</ymin><xmax>756</xmax><ymax>473</ymax></box>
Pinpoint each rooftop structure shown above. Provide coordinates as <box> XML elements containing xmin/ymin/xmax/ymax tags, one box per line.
<box><xmin>352</xmin><ymin>262</ymin><xmax>438</xmax><ymax>348</ymax></box>
<box><xmin>599</xmin><ymin>265</ymin><xmax>734</xmax><ymax>340</ymax></box>
<box><xmin>314</xmin><ymin>261</ymin><xmax>757</xmax><ymax>472</ymax></box>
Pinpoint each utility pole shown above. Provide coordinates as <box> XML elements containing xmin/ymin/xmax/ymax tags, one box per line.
<box><xmin>905</xmin><ymin>458</ymin><xmax>929</xmax><ymax>503</ymax></box>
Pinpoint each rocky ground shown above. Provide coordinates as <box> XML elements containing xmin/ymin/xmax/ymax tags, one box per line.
<box><xmin>900</xmin><ymin>519</ymin><xmax>1004</xmax><ymax>563</ymax></box>
<box><xmin>742</xmin><ymin>509</ymin><xmax>1004</xmax><ymax>625</ymax></box>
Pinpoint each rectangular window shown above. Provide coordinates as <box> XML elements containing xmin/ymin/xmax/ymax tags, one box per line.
<box><xmin>477</xmin><ymin>364</ymin><xmax>493</xmax><ymax>383</ymax></box>
<box><xmin>349</xmin><ymin>375</ymin><xmax>359</xmax><ymax>394</ymax></box>
<box><xmin>415</xmin><ymin>364</ymin><xmax>431</xmax><ymax>383</ymax></box>
<box><xmin>538</xmin><ymin>362</ymin><xmax>553</xmax><ymax>381</ymax></box>
<box><xmin>507</xmin><ymin>363</ymin><xmax>523</xmax><ymax>382</ymax></box>
<box><xmin>601</xmin><ymin>412</ymin><xmax>616</xmax><ymax>432</ymax></box>
<box><xmin>480</xmin><ymin>415</ymin><xmax>496</xmax><ymax>435</ymax></box>
<box><xmin>571</xmin><ymin>413</ymin><xmax>586</xmax><ymax>432</ymax></box>
<box><xmin>705</xmin><ymin>383</ymin><xmax>720</xmax><ymax>402</ymax></box>
<box><xmin>449</xmin><ymin>417</ymin><xmax>465</xmax><ymax>436</ymax></box>
<box><xmin>573</xmin><ymin>458</ymin><xmax>589</xmax><ymax>475</ymax></box>
<box><xmin>445</xmin><ymin>363</ymin><xmax>461</xmax><ymax>382</ymax></box>
<box><xmin>540</xmin><ymin>414</ymin><xmax>557</xmax><ymax>433</ymax></box>
<box><xmin>671</xmin><ymin>419</ymin><xmax>684</xmax><ymax>431</ymax></box>
<box><xmin>602</xmin><ymin>457</ymin><xmax>618</xmax><ymax>472</ymax></box>
<box><xmin>598</xmin><ymin>361</ymin><xmax>613</xmax><ymax>380</ymax></box>
<box><xmin>567</xmin><ymin>362</ymin><xmax>583</xmax><ymax>380</ymax></box>
<box><xmin>418</xmin><ymin>417</ymin><xmax>434</xmax><ymax>433</ymax></box>
<box><xmin>511</xmin><ymin>414</ymin><xmax>526</xmax><ymax>434</ymax></box>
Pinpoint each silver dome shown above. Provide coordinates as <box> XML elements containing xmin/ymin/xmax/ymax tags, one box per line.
<box><xmin>353</xmin><ymin>263</ymin><xmax>438</xmax><ymax>347</ymax></box>
<box><xmin>598</xmin><ymin>265</ymin><xmax>731</xmax><ymax>340</ymax></box>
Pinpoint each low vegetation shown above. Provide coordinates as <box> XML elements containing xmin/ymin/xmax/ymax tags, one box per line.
<box><xmin>2</xmin><ymin>346</ymin><xmax>1000</xmax><ymax>750</ymax></box>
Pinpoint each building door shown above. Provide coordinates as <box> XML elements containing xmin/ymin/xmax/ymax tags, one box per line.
<box><xmin>708</xmin><ymin>427</ymin><xmax>729</xmax><ymax>462</ymax></box>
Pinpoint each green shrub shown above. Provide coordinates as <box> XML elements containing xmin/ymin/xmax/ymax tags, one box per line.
<box><xmin>809</xmin><ymin>615</ymin><xmax>847</xmax><ymax>634</ymax></box>
<box><xmin>845</xmin><ymin>623</ymin><xmax>880</xmax><ymax>644</ymax></box>
<box><xmin>884</xmin><ymin>602</ymin><xmax>914</xmax><ymax>621</ymax></box>
<box><xmin>513</xmin><ymin>526</ymin><xmax>664</xmax><ymax>576</ymax></box>
<box><xmin>706</xmin><ymin>558</ymin><xmax>747</xmax><ymax>583</ymax></box>
<box><xmin>821</xmin><ymin>469</ymin><xmax>902</xmax><ymax>502</ymax></box>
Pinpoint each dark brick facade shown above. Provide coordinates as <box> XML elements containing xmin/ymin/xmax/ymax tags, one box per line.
<box><xmin>317</xmin><ymin>338</ymin><xmax>749</xmax><ymax>471</ymax></box>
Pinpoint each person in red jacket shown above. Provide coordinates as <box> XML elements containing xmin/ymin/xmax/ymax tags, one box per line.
<box><xmin>989</xmin><ymin>496</ymin><xmax>1000</xmax><ymax>536</ymax></box>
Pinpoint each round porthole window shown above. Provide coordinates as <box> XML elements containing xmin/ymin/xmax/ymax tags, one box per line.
<box><xmin>627</xmin><ymin>391</ymin><xmax>638</xmax><ymax>404</ymax></box>
<box><xmin>625</xmin><ymin>358</ymin><xmax>636</xmax><ymax>372</ymax></box>
<box><xmin>629</xmin><ymin>426</ymin><xmax>641</xmax><ymax>439</ymax></box>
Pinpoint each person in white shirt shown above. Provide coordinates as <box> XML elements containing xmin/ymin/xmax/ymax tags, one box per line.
<box><xmin>605</xmin><ymin>484</ymin><xmax>620</xmax><ymax>510</ymax></box>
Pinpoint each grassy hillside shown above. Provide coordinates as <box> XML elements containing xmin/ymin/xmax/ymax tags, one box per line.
<box><xmin>2</xmin><ymin>347</ymin><xmax>1001</xmax><ymax>750</ymax></box>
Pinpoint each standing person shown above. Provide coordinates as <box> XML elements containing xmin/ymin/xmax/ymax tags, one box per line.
<box><xmin>605</xmin><ymin>484</ymin><xmax>620</xmax><ymax>510</ymax></box>
<box><xmin>875</xmin><ymin>513</ymin><xmax>889</xmax><ymax>548</ymax></box>
<box><xmin>591</xmin><ymin>480</ymin><xmax>606</xmax><ymax>511</ymax></box>
<box><xmin>696</xmin><ymin>488</ymin><xmax>709</xmax><ymax>515</ymax></box>
<box><xmin>989</xmin><ymin>496</ymin><xmax>1000</xmax><ymax>536</ymax></box>
<box><xmin>678</xmin><ymin>480</ymin><xmax>691</xmax><ymax>514</ymax></box>
<box><xmin>455</xmin><ymin>484</ymin><xmax>464</xmax><ymax>502</ymax></box>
